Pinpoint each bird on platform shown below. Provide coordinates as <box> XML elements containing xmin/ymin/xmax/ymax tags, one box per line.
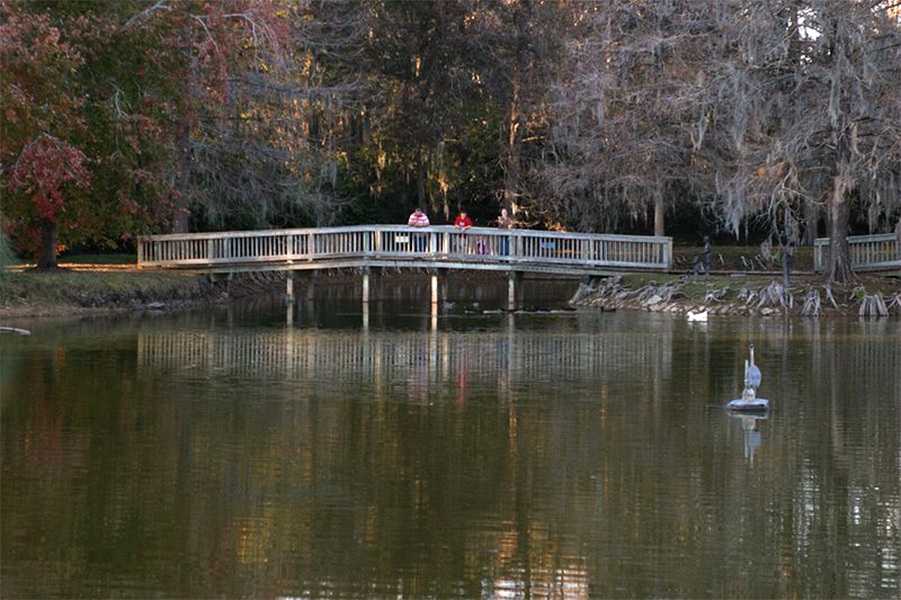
<box><xmin>687</xmin><ymin>309</ymin><xmax>708</xmax><ymax>322</ymax></box>
<box><xmin>742</xmin><ymin>344</ymin><xmax>762</xmax><ymax>401</ymax></box>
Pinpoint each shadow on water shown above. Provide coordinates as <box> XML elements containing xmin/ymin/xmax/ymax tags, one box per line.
<box><xmin>1</xmin><ymin>278</ymin><xmax>900</xmax><ymax>598</ymax></box>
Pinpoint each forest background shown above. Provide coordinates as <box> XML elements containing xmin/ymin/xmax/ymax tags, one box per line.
<box><xmin>1</xmin><ymin>0</ymin><xmax>900</xmax><ymax>282</ymax></box>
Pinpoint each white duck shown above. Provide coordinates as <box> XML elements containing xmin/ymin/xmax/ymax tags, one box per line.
<box><xmin>687</xmin><ymin>309</ymin><xmax>708</xmax><ymax>322</ymax></box>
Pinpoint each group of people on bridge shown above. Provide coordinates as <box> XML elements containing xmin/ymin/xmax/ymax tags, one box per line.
<box><xmin>406</xmin><ymin>207</ymin><xmax>515</xmax><ymax>255</ymax></box>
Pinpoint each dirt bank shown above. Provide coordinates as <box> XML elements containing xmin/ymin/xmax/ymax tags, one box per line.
<box><xmin>570</xmin><ymin>273</ymin><xmax>901</xmax><ymax>317</ymax></box>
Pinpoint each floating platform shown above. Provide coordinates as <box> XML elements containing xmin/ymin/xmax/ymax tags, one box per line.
<box><xmin>727</xmin><ymin>398</ymin><xmax>771</xmax><ymax>412</ymax></box>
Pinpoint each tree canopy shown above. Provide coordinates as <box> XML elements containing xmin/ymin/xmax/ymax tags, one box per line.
<box><xmin>2</xmin><ymin>0</ymin><xmax>899</xmax><ymax>281</ymax></box>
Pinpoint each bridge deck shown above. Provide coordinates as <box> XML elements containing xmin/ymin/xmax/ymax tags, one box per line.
<box><xmin>138</xmin><ymin>225</ymin><xmax>674</xmax><ymax>275</ymax></box>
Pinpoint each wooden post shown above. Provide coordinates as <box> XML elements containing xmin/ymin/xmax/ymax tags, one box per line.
<box><xmin>362</xmin><ymin>267</ymin><xmax>370</xmax><ymax>304</ymax></box>
<box><xmin>431</xmin><ymin>272</ymin><xmax>439</xmax><ymax>306</ymax></box>
<box><xmin>286</xmin><ymin>271</ymin><xmax>295</xmax><ymax>303</ymax></box>
<box><xmin>507</xmin><ymin>271</ymin><xmax>517</xmax><ymax>311</ymax></box>
<box><xmin>137</xmin><ymin>237</ymin><xmax>144</xmax><ymax>268</ymax></box>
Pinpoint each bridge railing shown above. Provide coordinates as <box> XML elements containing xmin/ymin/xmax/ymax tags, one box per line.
<box><xmin>138</xmin><ymin>225</ymin><xmax>673</xmax><ymax>271</ymax></box>
<box><xmin>813</xmin><ymin>233</ymin><xmax>900</xmax><ymax>272</ymax></box>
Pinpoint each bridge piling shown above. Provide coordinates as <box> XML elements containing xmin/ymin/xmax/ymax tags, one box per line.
<box><xmin>286</xmin><ymin>271</ymin><xmax>295</xmax><ymax>302</ymax></box>
<box><xmin>507</xmin><ymin>271</ymin><xmax>523</xmax><ymax>311</ymax></box>
<box><xmin>362</xmin><ymin>267</ymin><xmax>371</xmax><ymax>304</ymax></box>
<box><xmin>430</xmin><ymin>268</ymin><xmax>448</xmax><ymax>308</ymax></box>
<box><xmin>431</xmin><ymin>274</ymin><xmax>439</xmax><ymax>306</ymax></box>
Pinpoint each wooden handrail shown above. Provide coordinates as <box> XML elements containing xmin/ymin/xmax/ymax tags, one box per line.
<box><xmin>137</xmin><ymin>225</ymin><xmax>674</xmax><ymax>272</ymax></box>
<box><xmin>813</xmin><ymin>233</ymin><xmax>901</xmax><ymax>272</ymax></box>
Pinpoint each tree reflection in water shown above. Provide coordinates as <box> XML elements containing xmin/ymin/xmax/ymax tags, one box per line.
<box><xmin>1</xmin><ymin>309</ymin><xmax>899</xmax><ymax>598</ymax></box>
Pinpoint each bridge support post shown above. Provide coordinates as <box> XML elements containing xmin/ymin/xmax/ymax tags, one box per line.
<box><xmin>507</xmin><ymin>271</ymin><xmax>523</xmax><ymax>311</ymax></box>
<box><xmin>430</xmin><ymin>268</ymin><xmax>448</xmax><ymax>307</ymax></box>
<box><xmin>431</xmin><ymin>273</ymin><xmax>439</xmax><ymax>306</ymax></box>
<box><xmin>362</xmin><ymin>266</ymin><xmax>371</xmax><ymax>304</ymax></box>
<box><xmin>362</xmin><ymin>266</ymin><xmax>381</xmax><ymax>304</ymax></box>
<box><xmin>286</xmin><ymin>271</ymin><xmax>295</xmax><ymax>303</ymax></box>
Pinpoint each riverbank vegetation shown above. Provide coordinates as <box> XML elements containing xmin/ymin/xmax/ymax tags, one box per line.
<box><xmin>571</xmin><ymin>274</ymin><xmax>901</xmax><ymax>317</ymax></box>
<box><xmin>1</xmin><ymin>1</ymin><xmax>899</xmax><ymax>283</ymax></box>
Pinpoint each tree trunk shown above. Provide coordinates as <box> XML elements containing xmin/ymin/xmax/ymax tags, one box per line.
<box><xmin>172</xmin><ymin>53</ymin><xmax>198</xmax><ymax>234</ymax></box>
<box><xmin>172</xmin><ymin>121</ymin><xmax>192</xmax><ymax>233</ymax></box>
<box><xmin>36</xmin><ymin>218</ymin><xmax>58</xmax><ymax>270</ymax></box>
<box><xmin>504</xmin><ymin>73</ymin><xmax>521</xmax><ymax>214</ymax></box>
<box><xmin>802</xmin><ymin>200</ymin><xmax>819</xmax><ymax>245</ymax></box>
<box><xmin>416</xmin><ymin>148</ymin><xmax>427</xmax><ymax>208</ymax></box>
<box><xmin>824</xmin><ymin>192</ymin><xmax>855</xmax><ymax>283</ymax></box>
<box><xmin>653</xmin><ymin>187</ymin><xmax>665</xmax><ymax>237</ymax></box>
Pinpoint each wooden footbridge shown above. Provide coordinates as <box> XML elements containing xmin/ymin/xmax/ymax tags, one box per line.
<box><xmin>138</xmin><ymin>225</ymin><xmax>673</xmax><ymax>309</ymax></box>
<box><xmin>137</xmin><ymin>226</ymin><xmax>899</xmax><ymax>309</ymax></box>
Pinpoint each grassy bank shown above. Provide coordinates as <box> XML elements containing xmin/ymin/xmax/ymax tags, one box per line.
<box><xmin>672</xmin><ymin>244</ymin><xmax>815</xmax><ymax>272</ymax></box>
<box><xmin>0</xmin><ymin>269</ymin><xmax>221</xmax><ymax>318</ymax></box>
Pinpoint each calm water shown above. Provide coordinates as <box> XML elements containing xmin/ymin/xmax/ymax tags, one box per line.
<box><xmin>2</xmin><ymin>280</ymin><xmax>900</xmax><ymax>599</ymax></box>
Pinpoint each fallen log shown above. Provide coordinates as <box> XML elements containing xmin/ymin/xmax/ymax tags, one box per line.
<box><xmin>0</xmin><ymin>326</ymin><xmax>32</xmax><ymax>336</ymax></box>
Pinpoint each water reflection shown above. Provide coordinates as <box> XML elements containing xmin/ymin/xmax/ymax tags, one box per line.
<box><xmin>1</xmin><ymin>305</ymin><xmax>899</xmax><ymax>599</ymax></box>
<box><xmin>135</xmin><ymin>324</ymin><xmax>675</xmax><ymax>398</ymax></box>
<box><xmin>729</xmin><ymin>413</ymin><xmax>767</xmax><ymax>463</ymax></box>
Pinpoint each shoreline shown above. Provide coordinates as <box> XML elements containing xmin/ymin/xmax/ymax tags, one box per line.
<box><xmin>2</xmin><ymin>266</ymin><xmax>898</xmax><ymax>320</ymax></box>
<box><xmin>0</xmin><ymin>267</ymin><xmax>542</xmax><ymax>320</ymax></box>
<box><xmin>0</xmin><ymin>269</ymin><xmax>229</xmax><ymax>320</ymax></box>
<box><xmin>570</xmin><ymin>274</ymin><xmax>901</xmax><ymax>317</ymax></box>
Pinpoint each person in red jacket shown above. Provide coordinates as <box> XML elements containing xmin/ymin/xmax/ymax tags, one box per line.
<box><xmin>454</xmin><ymin>211</ymin><xmax>472</xmax><ymax>230</ymax></box>
<box><xmin>453</xmin><ymin>210</ymin><xmax>472</xmax><ymax>254</ymax></box>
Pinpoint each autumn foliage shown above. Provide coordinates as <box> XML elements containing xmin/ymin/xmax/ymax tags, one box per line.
<box><xmin>0</xmin><ymin>0</ymin><xmax>286</xmax><ymax>266</ymax></box>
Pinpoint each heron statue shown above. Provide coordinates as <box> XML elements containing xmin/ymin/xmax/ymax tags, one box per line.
<box><xmin>729</xmin><ymin>343</ymin><xmax>770</xmax><ymax>411</ymax></box>
<box><xmin>743</xmin><ymin>344</ymin><xmax>761</xmax><ymax>400</ymax></box>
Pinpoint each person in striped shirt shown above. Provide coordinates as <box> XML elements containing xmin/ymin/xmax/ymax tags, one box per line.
<box><xmin>407</xmin><ymin>208</ymin><xmax>430</xmax><ymax>227</ymax></box>
<box><xmin>407</xmin><ymin>208</ymin><xmax>430</xmax><ymax>251</ymax></box>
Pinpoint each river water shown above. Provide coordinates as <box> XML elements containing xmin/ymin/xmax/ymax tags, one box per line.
<box><xmin>2</xmin><ymin>280</ymin><xmax>900</xmax><ymax>598</ymax></box>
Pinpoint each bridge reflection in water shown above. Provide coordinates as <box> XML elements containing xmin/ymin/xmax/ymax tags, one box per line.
<box><xmin>137</xmin><ymin>323</ymin><xmax>674</xmax><ymax>399</ymax></box>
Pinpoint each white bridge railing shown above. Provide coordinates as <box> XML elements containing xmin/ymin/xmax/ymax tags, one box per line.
<box><xmin>138</xmin><ymin>225</ymin><xmax>673</xmax><ymax>272</ymax></box>
<box><xmin>813</xmin><ymin>233</ymin><xmax>901</xmax><ymax>272</ymax></box>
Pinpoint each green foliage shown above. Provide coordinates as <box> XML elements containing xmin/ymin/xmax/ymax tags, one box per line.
<box><xmin>0</xmin><ymin>230</ymin><xmax>18</xmax><ymax>270</ymax></box>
